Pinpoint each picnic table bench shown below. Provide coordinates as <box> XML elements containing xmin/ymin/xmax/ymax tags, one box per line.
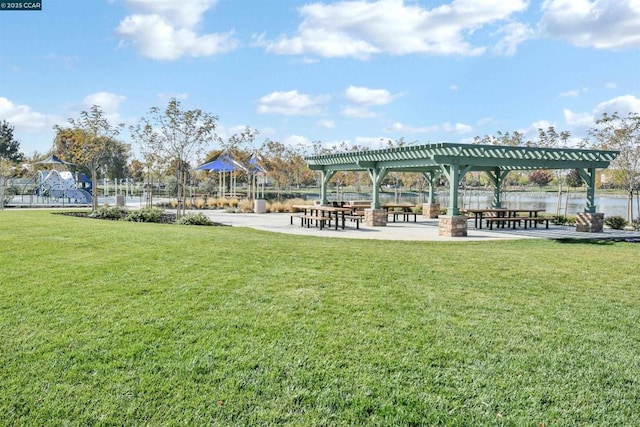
<box><xmin>290</xmin><ymin>213</ymin><xmax>331</xmax><ymax>229</ymax></box>
<box><xmin>485</xmin><ymin>217</ymin><xmax>522</xmax><ymax>230</ymax></box>
<box><xmin>387</xmin><ymin>211</ymin><xmax>418</xmax><ymax>222</ymax></box>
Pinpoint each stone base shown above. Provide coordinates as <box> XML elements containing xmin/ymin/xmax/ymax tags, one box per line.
<box><xmin>365</xmin><ymin>208</ymin><xmax>387</xmax><ymax>226</ymax></box>
<box><xmin>422</xmin><ymin>203</ymin><xmax>440</xmax><ymax>219</ymax></box>
<box><xmin>576</xmin><ymin>212</ymin><xmax>604</xmax><ymax>232</ymax></box>
<box><xmin>438</xmin><ymin>215</ymin><xmax>468</xmax><ymax>237</ymax></box>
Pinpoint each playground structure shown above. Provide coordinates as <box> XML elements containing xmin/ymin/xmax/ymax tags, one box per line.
<box><xmin>34</xmin><ymin>169</ymin><xmax>93</xmax><ymax>204</ymax></box>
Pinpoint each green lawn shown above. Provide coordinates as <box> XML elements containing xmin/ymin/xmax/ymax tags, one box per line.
<box><xmin>1</xmin><ymin>210</ymin><xmax>638</xmax><ymax>425</ymax></box>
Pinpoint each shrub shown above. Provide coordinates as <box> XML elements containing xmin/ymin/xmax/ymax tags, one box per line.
<box><xmin>207</xmin><ymin>197</ymin><xmax>219</xmax><ymax>209</ymax></box>
<box><xmin>89</xmin><ymin>205</ymin><xmax>128</xmax><ymax>220</ymax></box>
<box><xmin>175</xmin><ymin>212</ymin><xmax>214</xmax><ymax>226</ymax></box>
<box><xmin>195</xmin><ymin>198</ymin><xmax>206</xmax><ymax>209</ymax></box>
<box><xmin>604</xmin><ymin>215</ymin><xmax>627</xmax><ymax>230</ymax></box>
<box><xmin>228</xmin><ymin>197</ymin><xmax>239</xmax><ymax>208</ymax></box>
<box><xmin>239</xmin><ymin>199</ymin><xmax>253</xmax><ymax>212</ymax></box>
<box><xmin>124</xmin><ymin>207</ymin><xmax>164</xmax><ymax>223</ymax></box>
<box><xmin>553</xmin><ymin>215</ymin><xmax>568</xmax><ymax>225</ymax></box>
<box><xmin>269</xmin><ymin>201</ymin><xmax>286</xmax><ymax>213</ymax></box>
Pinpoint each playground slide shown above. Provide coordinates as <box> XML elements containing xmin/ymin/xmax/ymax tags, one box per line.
<box><xmin>36</xmin><ymin>170</ymin><xmax>92</xmax><ymax>204</ymax></box>
<box><xmin>49</xmin><ymin>189</ymin><xmax>92</xmax><ymax>203</ymax></box>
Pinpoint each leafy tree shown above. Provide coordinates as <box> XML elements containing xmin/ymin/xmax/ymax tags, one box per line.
<box><xmin>588</xmin><ymin>112</ymin><xmax>640</xmax><ymax>221</ymax></box>
<box><xmin>55</xmin><ymin>105</ymin><xmax>126</xmax><ymax>211</ymax></box>
<box><xmin>260</xmin><ymin>139</ymin><xmax>294</xmax><ymax>199</ymax></box>
<box><xmin>136</xmin><ymin>99</ymin><xmax>218</xmax><ymax>217</ymax></box>
<box><xmin>130</xmin><ymin>119</ymin><xmax>162</xmax><ymax>207</ymax></box>
<box><xmin>537</xmin><ymin>126</ymin><xmax>570</xmax><ymax>148</ymax></box>
<box><xmin>0</xmin><ymin>120</ymin><xmax>24</xmax><ymax>209</ymax></box>
<box><xmin>529</xmin><ymin>169</ymin><xmax>554</xmax><ymax>188</ymax></box>
<box><xmin>473</xmin><ymin>130</ymin><xmax>531</xmax><ymax>146</ymax></box>
<box><xmin>566</xmin><ymin>169</ymin><xmax>583</xmax><ymax>188</ymax></box>
<box><xmin>1</xmin><ymin>120</ymin><xmax>24</xmax><ymax>163</ymax></box>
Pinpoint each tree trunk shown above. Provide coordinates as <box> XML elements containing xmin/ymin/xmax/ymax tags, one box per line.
<box><xmin>92</xmin><ymin>169</ymin><xmax>98</xmax><ymax>211</ymax></box>
<box><xmin>555</xmin><ymin>183</ymin><xmax>563</xmax><ymax>217</ymax></box>
<box><xmin>0</xmin><ymin>176</ymin><xmax>6</xmax><ymax>211</ymax></box>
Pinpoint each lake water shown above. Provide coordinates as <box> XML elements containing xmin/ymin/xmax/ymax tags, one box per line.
<box><xmin>334</xmin><ymin>191</ymin><xmax>635</xmax><ymax>218</ymax></box>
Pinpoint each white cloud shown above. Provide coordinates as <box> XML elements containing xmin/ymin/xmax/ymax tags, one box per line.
<box><xmin>559</xmin><ymin>88</ymin><xmax>587</xmax><ymax>97</ymax></box>
<box><xmin>257</xmin><ymin>90</ymin><xmax>329</xmax><ymax>116</ymax></box>
<box><xmin>345</xmin><ymin>86</ymin><xmax>393</xmax><ymax>106</ymax></box>
<box><xmin>283</xmin><ymin>134</ymin><xmax>312</xmax><ymax>147</ymax></box>
<box><xmin>564</xmin><ymin>109</ymin><xmax>594</xmax><ymax>127</ymax></box>
<box><xmin>123</xmin><ymin>0</ymin><xmax>216</xmax><ymax>28</ymax></box>
<box><xmin>316</xmin><ymin>119</ymin><xmax>335</xmax><ymax>129</ymax></box>
<box><xmin>341</xmin><ymin>106</ymin><xmax>378</xmax><ymax>118</ymax></box>
<box><xmin>83</xmin><ymin>92</ymin><xmax>126</xmax><ymax>114</ymax></box>
<box><xmin>157</xmin><ymin>92</ymin><xmax>189</xmax><ymax>101</ymax></box>
<box><xmin>117</xmin><ymin>0</ymin><xmax>238</xmax><ymax>60</ymax></box>
<box><xmin>257</xmin><ymin>0</ymin><xmax>530</xmax><ymax>59</ymax></box>
<box><xmin>0</xmin><ymin>97</ymin><xmax>60</xmax><ymax>133</ymax></box>
<box><xmin>564</xmin><ymin>95</ymin><xmax>640</xmax><ymax>127</ymax></box>
<box><xmin>541</xmin><ymin>0</ymin><xmax>640</xmax><ymax>49</ymax></box>
<box><xmin>493</xmin><ymin>22</ymin><xmax>534</xmax><ymax>56</ymax></box>
<box><xmin>593</xmin><ymin>95</ymin><xmax>640</xmax><ymax>116</ymax></box>
<box><xmin>449</xmin><ymin>85</ymin><xmax>459</xmax><ymax>91</ymax></box>
<box><xmin>354</xmin><ymin>136</ymin><xmax>386</xmax><ymax>148</ymax></box>
<box><xmin>604</xmin><ymin>82</ymin><xmax>617</xmax><ymax>89</ymax></box>
<box><xmin>386</xmin><ymin>121</ymin><xmax>473</xmax><ymax>134</ymax></box>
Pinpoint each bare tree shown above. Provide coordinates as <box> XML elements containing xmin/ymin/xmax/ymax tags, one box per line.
<box><xmin>138</xmin><ymin>98</ymin><xmax>218</xmax><ymax>218</ymax></box>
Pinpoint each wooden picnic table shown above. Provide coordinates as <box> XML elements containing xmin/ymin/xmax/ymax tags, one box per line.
<box><xmin>382</xmin><ymin>203</ymin><xmax>417</xmax><ymax>222</ymax></box>
<box><xmin>291</xmin><ymin>204</ymin><xmax>354</xmax><ymax>230</ymax></box>
<box><xmin>382</xmin><ymin>202</ymin><xmax>415</xmax><ymax>212</ymax></box>
<box><xmin>461</xmin><ymin>208</ymin><xmax>546</xmax><ymax>229</ymax></box>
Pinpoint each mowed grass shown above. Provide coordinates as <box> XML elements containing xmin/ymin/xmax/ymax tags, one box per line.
<box><xmin>1</xmin><ymin>211</ymin><xmax>639</xmax><ymax>426</ymax></box>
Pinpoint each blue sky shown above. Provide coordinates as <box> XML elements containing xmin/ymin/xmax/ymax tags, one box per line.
<box><xmin>1</xmin><ymin>0</ymin><xmax>639</xmax><ymax>159</ymax></box>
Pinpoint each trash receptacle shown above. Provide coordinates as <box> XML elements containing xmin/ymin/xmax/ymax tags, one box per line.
<box><xmin>254</xmin><ymin>199</ymin><xmax>266</xmax><ymax>214</ymax></box>
<box><xmin>115</xmin><ymin>195</ymin><xmax>125</xmax><ymax>206</ymax></box>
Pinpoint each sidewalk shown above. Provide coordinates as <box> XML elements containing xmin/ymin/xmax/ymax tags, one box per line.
<box><xmin>198</xmin><ymin>210</ymin><xmax>640</xmax><ymax>242</ymax></box>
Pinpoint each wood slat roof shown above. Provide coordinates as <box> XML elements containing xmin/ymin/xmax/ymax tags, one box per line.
<box><xmin>305</xmin><ymin>142</ymin><xmax>619</xmax><ymax>172</ymax></box>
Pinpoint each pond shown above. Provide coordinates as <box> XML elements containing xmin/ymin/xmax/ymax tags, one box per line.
<box><xmin>334</xmin><ymin>190</ymin><xmax>635</xmax><ymax>218</ymax></box>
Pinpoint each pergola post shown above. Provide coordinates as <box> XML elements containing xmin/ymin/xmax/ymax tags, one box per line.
<box><xmin>364</xmin><ymin>166</ymin><xmax>388</xmax><ymax>226</ymax></box>
<box><xmin>440</xmin><ymin>164</ymin><xmax>471</xmax><ymax>215</ymax></box>
<box><xmin>486</xmin><ymin>169</ymin><xmax>510</xmax><ymax>208</ymax></box>
<box><xmin>438</xmin><ymin>164</ymin><xmax>471</xmax><ymax>237</ymax></box>
<box><xmin>575</xmin><ymin>167</ymin><xmax>604</xmax><ymax>232</ymax></box>
<box><xmin>319</xmin><ymin>170</ymin><xmax>336</xmax><ymax>205</ymax></box>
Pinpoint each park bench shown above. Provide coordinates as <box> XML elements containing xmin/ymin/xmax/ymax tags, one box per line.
<box><xmin>485</xmin><ymin>217</ymin><xmax>522</xmax><ymax>230</ymax></box>
<box><xmin>524</xmin><ymin>217</ymin><xmax>550</xmax><ymax>229</ymax></box>
<box><xmin>290</xmin><ymin>214</ymin><xmax>331</xmax><ymax>229</ymax></box>
<box><xmin>344</xmin><ymin>215</ymin><xmax>363</xmax><ymax>229</ymax></box>
<box><xmin>387</xmin><ymin>211</ymin><xmax>418</xmax><ymax>222</ymax></box>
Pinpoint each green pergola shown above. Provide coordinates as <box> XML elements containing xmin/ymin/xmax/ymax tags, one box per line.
<box><xmin>305</xmin><ymin>142</ymin><xmax>619</xmax><ymax>215</ymax></box>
